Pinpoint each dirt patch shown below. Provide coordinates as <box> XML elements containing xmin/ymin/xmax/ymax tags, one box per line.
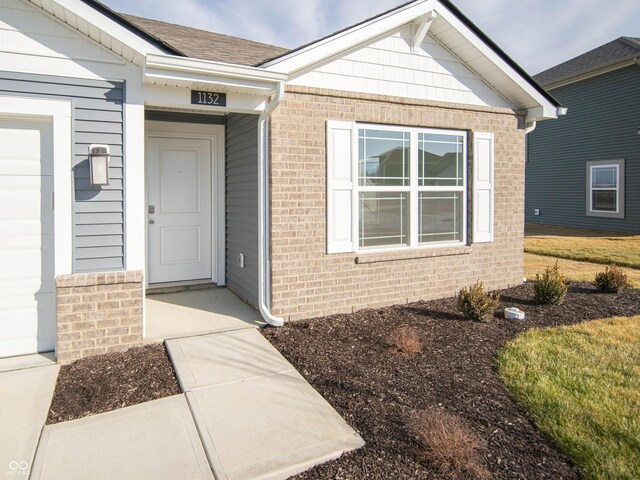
<box><xmin>262</xmin><ymin>282</ymin><xmax>640</xmax><ymax>479</ymax></box>
<box><xmin>48</xmin><ymin>344</ymin><xmax>180</xmax><ymax>424</ymax></box>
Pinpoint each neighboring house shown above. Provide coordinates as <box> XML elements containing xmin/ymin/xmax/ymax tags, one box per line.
<box><xmin>0</xmin><ymin>0</ymin><xmax>560</xmax><ymax>363</ymax></box>
<box><xmin>527</xmin><ymin>37</ymin><xmax>640</xmax><ymax>233</ymax></box>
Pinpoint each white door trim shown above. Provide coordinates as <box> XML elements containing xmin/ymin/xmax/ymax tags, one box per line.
<box><xmin>145</xmin><ymin>122</ymin><xmax>225</xmax><ymax>286</ymax></box>
<box><xmin>0</xmin><ymin>95</ymin><xmax>73</xmax><ymax>276</ymax></box>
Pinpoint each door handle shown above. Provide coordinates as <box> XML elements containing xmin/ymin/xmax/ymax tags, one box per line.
<box><xmin>149</xmin><ymin>219</ymin><xmax>155</xmax><ymax>224</ymax></box>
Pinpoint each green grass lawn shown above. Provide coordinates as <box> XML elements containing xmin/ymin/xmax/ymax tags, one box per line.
<box><xmin>498</xmin><ymin>316</ymin><xmax>640</xmax><ymax>480</ymax></box>
<box><xmin>525</xmin><ymin>225</ymin><xmax>640</xmax><ymax>269</ymax></box>
<box><xmin>524</xmin><ymin>253</ymin><xmax>640</xmax><ymax>289</ymax></box>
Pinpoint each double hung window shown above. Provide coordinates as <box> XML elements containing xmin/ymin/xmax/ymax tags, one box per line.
<box><xmin>357</xmin><ymin>126</ymin><xmax>466</xmax><ymax>250</ymax></box>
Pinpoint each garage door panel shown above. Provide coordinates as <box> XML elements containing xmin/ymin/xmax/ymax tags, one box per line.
<box><xmin>0</xmin><ymin>119</ymin><xmax>53</xmax><ymax>176</ymax></box>
<box><xmin>0</xmin><ymin>293</ymin><xmax>55</xmax><ymax>357</ymax></box>
<box><xmin>0</xmin><ymin>234</ymin><xmax>55</xmax><ymax>296</ymax></box>
<box><xmin>0</xmin><ymin>176</ymin><xmax>54</xmax><ymax>235</ymax></box>
<box><xmin>0</xmin><ymin>116</ymin><xmax>55</xmax><ymax>357</ymax></box>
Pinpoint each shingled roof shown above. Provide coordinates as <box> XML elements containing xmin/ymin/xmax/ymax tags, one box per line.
<box><xmin>534</xmin><ymin>36</ymin><xmax>640</xmax><ymax>87</ymax></box>
<box><xmin>121</xmin><ymin>14</ymin><xmax>289</xmax><ymax>66</ymax></box>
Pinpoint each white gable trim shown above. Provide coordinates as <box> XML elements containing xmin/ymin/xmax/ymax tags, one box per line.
<box><xmin>27</xmin><ymin>0</ymin><xmax>167</xmax><ymax>64</ymax></box>
<box><xmin>433</xmin><ymin>5</ymin><xmax>556</xmax><ymax>120</ymax></box>
<box><xmin>262</xmin><ymin>0</ymin><xmax>437</xmax><ymax>73</ymax></box>
<box><xmin>263</xmin><ymin>0</ymin><xmax>558</xmax><ymax>119</ymax></box>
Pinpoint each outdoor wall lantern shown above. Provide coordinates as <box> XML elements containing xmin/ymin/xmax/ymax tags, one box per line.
<box><xmin>89</xmin><ymin>144</ymin><xmax>110</xmax><ymax>186</ymax></box>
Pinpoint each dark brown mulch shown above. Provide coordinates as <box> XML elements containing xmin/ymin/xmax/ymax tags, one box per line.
<box><xmin>262</xmin><ymin>282</ymin><xmax>640</xmax><ymax>480</ymax></box>
<box><xmin>47</xmin><ymin>344</ymin><xmax>180</xmax><ymax>424</ymax></box>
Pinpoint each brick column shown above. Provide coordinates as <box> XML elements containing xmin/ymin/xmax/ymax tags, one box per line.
<box><xmin>55</xmin><ymin>271</ymin><xmax>143</xmax><ymax>364</ymax></box>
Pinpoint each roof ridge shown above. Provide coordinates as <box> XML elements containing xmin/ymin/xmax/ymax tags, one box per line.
<box><xmin>121</xmin><ymin>13</ymin><xmax>287</xmax><ymax>52</ymax></box>
<box><xmin>619</xmin><ymin>36</ymin><xmax>640</xmax><ymax>50</ymax></box>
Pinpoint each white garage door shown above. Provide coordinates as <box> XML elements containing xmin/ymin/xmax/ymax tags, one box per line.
<box><xmin>0</xmin><ymin>117</ymin><xmax>55</xmax><ymax>357</ymax></box>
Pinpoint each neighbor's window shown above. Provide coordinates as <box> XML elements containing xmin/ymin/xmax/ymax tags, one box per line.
<box><xmin>586</xmin><ymin>159</ymin><xmax>625</xmax><ymax>219</ymax></box>
<box><xmin>589</xmin><ymin>164</ymin><xmax>618</xmax><ymax>212</ymax></box>
<box><xmin>357</xmin><ymin>126</ymin><xmax>467</xmax><ymax>250</ymax></box>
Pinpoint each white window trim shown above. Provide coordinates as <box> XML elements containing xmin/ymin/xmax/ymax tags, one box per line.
<box><xmin>586</xmin><ymin>159</ymin><xmax>625</xmax><ymax>219</ymax></box>
<box><xmin>0</xmin><ymin>95</ymin><xmax>73</xmax><ymax>276</ymax></box>
<box><xmin>353</xmin><ymin>123</ymin><xmax>467</xmax><ymax>253</ymax></box>
<box><xmin>589</xmin><ymin>164</ymin><xmax>619</xmax><ymax>214</ymax></box>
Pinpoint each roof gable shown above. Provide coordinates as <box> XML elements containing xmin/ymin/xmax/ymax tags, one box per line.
<box><xmin>289</xmin><ymin>25</ymin><xmax>513</xmax><ymax>109</ymax></box>
<box><xmin>534</xmin><ymin>37</ymin><xmax>640</xmax><ymax>88</ymax></box>
<box><xmin>260</xmin><ymin>0</ymin><xmax>559</xmax><ymax>118</ymax></box>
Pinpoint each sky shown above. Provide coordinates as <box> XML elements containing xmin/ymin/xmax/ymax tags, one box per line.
<box><xmin>101</xmin><ymin>0</ymin><xmax>640</xmax><ymax>75</ymax></box>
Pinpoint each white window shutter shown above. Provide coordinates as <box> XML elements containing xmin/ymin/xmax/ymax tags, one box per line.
<box><xmin>326</xmin><ymin>120</ymin><xmax>355</xmax><ymax>254</ymax></box>
<box><xmin>473</xmin><ymin>132</ymin><xmax>494</xmax><ymax>243</ymax></box>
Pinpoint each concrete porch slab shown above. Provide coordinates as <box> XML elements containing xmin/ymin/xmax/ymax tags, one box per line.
<box><xmin>0</xmin><ymin>364</ymin><xmax>58</xmax><ymax>479</ymax></box>
<box><xmin>30</xmin><ymin>395</ymin><xmax>213</xmax><ymax>480</ymax></box>
<box><xmin>145</xmin><ymin>288</ymin><xmax>265</xmax><ymax>343</ymax></box>
<box><xmin>166</xmin><ymin>329</ymin><xmax>293</xmax><ymax>391</ymax></box>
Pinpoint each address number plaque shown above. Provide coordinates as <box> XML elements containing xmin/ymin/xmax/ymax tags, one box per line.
<box><xmin>191</xmin><ymin>90</ymin><xmax>227</xmax><ymax>107</ymax></box>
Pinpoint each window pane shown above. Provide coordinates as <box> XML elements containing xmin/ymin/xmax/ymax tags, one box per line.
<box><xmin>592</xmin><ymin>190</ymin><xmax>617</xmax><ymax>212</ymax></box>
<box><xmin>592</xmin><ymin>166</ymin><xmax>617</xmax><ymax>189</ymax></box>
<box><xmin>358</xmin><ymin>129</ymin><xmax>409</xmax><ymax>186</ymax></box>
<box><xmin>419</xmin><ymin>191</ymin><xmax>463</xmax><ymax>244</ymax></box>
<box><xmin>359</xmin><ymin>192</ymin><xmax>408</xmax><ymax>248</ymax></box>
<box><xmin>418</xmin><ymin>133</ymin><xmax>464</xmax><ymax>187</ymax></box>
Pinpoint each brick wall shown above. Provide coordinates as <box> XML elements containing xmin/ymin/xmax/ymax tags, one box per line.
<box><xmin>268</xmin><ymin>86</ymin><xmax>526</xmax><ymax>321</ymax></box>
<box><xmin>55</xmin><ymin>271</ymin><xmax>143</xmax><ymax>364</ymax></box>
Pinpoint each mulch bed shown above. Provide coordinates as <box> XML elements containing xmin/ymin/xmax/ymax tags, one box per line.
<box><xmin>262</xmin><ymin>282</ymin><xmax>640</xmax><ymax>479</ymax></box>
<box><xmin>48</xmin><ymin>344</ymin><xmax>180</xmax><ymax>424</ymax></box>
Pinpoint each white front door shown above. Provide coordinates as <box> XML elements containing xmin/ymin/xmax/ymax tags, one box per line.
<box><xmin>147</xmin><ymin>136</ymin><xmax>213</xmax><ymax>284</ymax></box>
<box><xmin>0</xmin><ymin>117</ymin><xmax>55</xmax><ymax>357</ymax></box>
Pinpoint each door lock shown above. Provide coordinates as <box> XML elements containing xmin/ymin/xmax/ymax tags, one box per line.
<box><xmin>148</xmin><ymin>205</ymin><xmax>155</xmax><ymax>214</ymax></box>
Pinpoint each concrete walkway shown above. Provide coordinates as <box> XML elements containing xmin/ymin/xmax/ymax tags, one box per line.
<box><xmin>167</xmin><ymin>330</ymin><xmax>365</xmax><ymax>480</ymax></box>
<box><xmin>0</xmin><ymin>363</ymin><xmax>59</xmax><ymax>479</ymax></box>
<box><xmin>31</xmin><ymin>395</ymin><xmax>212</xmax><ymax>480</ymax></box>
<box><xmin>30</xmin><ymin>328</ymin><xmax>364</xmax><ymax>480</ymax></box>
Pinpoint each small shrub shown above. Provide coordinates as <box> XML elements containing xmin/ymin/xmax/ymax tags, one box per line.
<box><xmin>595</xmin><ymin>265</ymin><xmax>629</xmax><ymax>293</ymax></box>
<box><xmin>410</xmin><ymin>407</ymin><xmax>491</xmax><ymax>480</ymax></box>
<box><xmin>387</xmin><ymin>326</ymin><xmax>422</xmax><ymax>354</ymax></box>
<box><xmin>534</xmin><ymin>261</ymin><xmax>568</xmax><ymax>305</ymax></box>
<box><xmin>457</xmin><ymin>281</ymin><xmax>500</xmax><ymax>322</ymax></box>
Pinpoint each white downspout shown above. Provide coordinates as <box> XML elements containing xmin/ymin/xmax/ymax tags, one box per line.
<box><xmin>258</xmin><ymin>82</ymin><xmax>285</xmax><ymax>327</ymax></box>
<box><xmin>524</xmin><ymin>121</ymin><xmax>537</xmax><ymax>135</ymax></box>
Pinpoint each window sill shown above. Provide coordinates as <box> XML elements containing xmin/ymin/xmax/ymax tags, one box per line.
<box><xmin>355</xmin><ymin>245</ymin><xmax>473</xmax><ymax>264</ymax></box>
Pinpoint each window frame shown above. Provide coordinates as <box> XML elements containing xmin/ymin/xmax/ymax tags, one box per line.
<box><xmin>353</xmin><ymin>123</ymin><xmax>468</xmax><ymax>253</ymax></box>
<box><xmin>586</xmin><ymin>159</ymin><xmax>625</xmax><ymax>219</ymax></box>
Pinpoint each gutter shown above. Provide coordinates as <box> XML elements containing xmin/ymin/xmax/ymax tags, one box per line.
<box><xmin>257</xmin><ymin>82</ymin><xmax>286</xmax><ymax>327</ymax></box>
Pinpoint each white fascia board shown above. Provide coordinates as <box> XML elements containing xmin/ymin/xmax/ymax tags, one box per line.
<box><xmin>434</xmin><ymin>5</ymin><xmax>557</xmax><ymax>119</ymax></box>
<box><xmin>145</xmin><ymin>54</ymin><xmax>287</xmax><ymax>94</ymax></box>
<box><xmin>262</xmin><ymin>0</ymin><xmax>436</xmax><ymax>73</ymax></box>
<box><xmin>31</xmin><ymin>0</ymin><xmax>166</xmax><ymax>57</ymax></box>
<box><xmin>146</xmin><ymin>55</ymin><xmax>287</xmax><ymax>83</ymax></box>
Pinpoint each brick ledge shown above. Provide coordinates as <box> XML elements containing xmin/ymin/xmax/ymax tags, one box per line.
<box><xmin>355</xmin><ymin>246</ymin><xmax>473</xmax><ymax>264</ymax></box>
<box><xmin>56</xmin><ymin>271</ymin><xmax>143</xmax><ymax>287</ymax></box>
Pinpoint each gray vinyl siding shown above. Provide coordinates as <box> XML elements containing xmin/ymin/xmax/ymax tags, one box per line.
<box><xmin>225</xmin><ymin>114</ymin><xmax>259</xmax><ymax>306</ymax></box>
<box><xmin>526</xmin><ymin>65</ymin><xmax>640</xmax><ymax>233</ymax></box>
<box><xmin>0</xmin><ymin>71</ymin><xmax>125</xmax><ymax>271</ymax></box>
